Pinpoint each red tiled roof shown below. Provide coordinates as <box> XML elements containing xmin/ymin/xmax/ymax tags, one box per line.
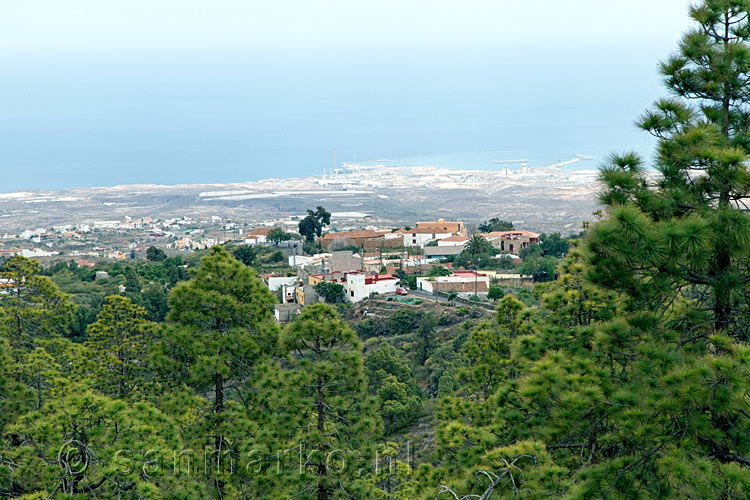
<box><xmin>440</xmin><ymin>235</ymin><xmax>468</xmax><ymax>242</ymax></box>
<box><xmin>249</xmin><ymin>227</ymin><xmax>273</xmax><ymax>236</ymax></box>
<box><xmin>364</xmin><ymin>274</ymin><xmax>397</xmax><ymax>285</ymax></box>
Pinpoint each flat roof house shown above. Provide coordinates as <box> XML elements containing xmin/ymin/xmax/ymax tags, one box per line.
<box><xmin>416</xmin><ymin>219</ymin><xmax>466</xmax><ymax>237</ymax></box>
<box><xmin>424</xmin><ymin>245</ymin><xmax>464</xmax><ymax>261</ymax></box>
<box><xmin>483</xmin><ymin>230</ymin><xmax>540</xmax><ymax>255</ymax></box>
<box><xmin>343</xmin><ymin>272</ymin><xmax>399</xmax><ymax>302</ymax></box>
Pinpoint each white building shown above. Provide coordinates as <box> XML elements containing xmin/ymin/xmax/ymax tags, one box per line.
<box><xmin>243</xmin><ymin>236</ymin><xmax>264</xmax><ymax>246</ymax></box>
<box><xmin>267</xmin><ymin>276</ymin><xmax>301</xmax><ymax>292</ymax></box>
<box><xmin>416</xmin><ymin>271</ymin><xmax>490</xmax><ymax>297</ymax></box>
<box><xmin>288</xmin><ymin>255</ymin><xmax>316</xmax><ymax>267</ymax></box>
<box><xmin>20</xmin><ymin>248</ymin><xmax>58</xmax><ymax>258</ymax></box>
<box><xmin>437</xmin><ymin>235</ymin><xmax>469</xmax><ymax>247</ymax></box>
<box><xmin>397</xmin><ymin>228</ymin><xmax>453</xmax><ymax>247</ymax></box>
<box><xmin>343</xmin><ymin>273</ymin><xmax>399</xmax><ymax>302</ymax></box>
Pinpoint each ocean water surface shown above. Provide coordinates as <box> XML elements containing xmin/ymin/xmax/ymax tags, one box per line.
<box><xmin>0</xmin><ymin>46</ymin><xmax>661</xmax><ymax>191</ymax></box>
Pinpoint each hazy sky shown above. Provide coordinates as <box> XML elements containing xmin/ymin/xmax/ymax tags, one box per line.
<box><xmin>2</xmin><ymin>0</ymin><xmax>691</xmax><ymax>53</ymax></box>
<box><xmin>0</xmin><ymin>1</ymin><xmax>696</xmax><ymax>190</ymax></box>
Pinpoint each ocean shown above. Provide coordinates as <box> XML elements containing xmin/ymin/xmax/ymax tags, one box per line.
<box><xmin>0</xmin><ymin>45</ymin><xmax>662</xmax><ymax>191</ymax></box>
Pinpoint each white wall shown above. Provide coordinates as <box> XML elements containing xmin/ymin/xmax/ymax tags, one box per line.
<box><xmin>437</xmin><ymin>238</ymin><xmax>467</xmax><ymax>247</ymax></box>
<box><xmin>344</xmin><ymin>274</ymin><xmax>399</xmax><ymax>302</ymax></box>
<box><xmin>267</xmin><ymin>276</ymin><xmax>300</xmax><ymax>291</ymax></box>
<box><xmin>402</xmin><ymin>231</ymin><xmax>452</xmax><ymax>247</ymax></box>
<box><xmin>416</xmin><ymin>274</ymin><xmax>490</xmax><ymax>294</ymax></box>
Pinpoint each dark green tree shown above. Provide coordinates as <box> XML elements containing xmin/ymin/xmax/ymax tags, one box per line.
<box><xmin>298</xmin><ymin>206</ymin><xmax>332</xmax><ymax>242</ymax></box>
<box><xmin>539</xmin><ymin>232</ymin><xmax>570</xmax><ymax>257</ymax></box>
<box><xmin>591</xmin><ymin>0</ymin><xmax>750</xmax><ymax>336</ymax></box>
<box><xmin>477</xmin><ymin>218</ymin><xmax>514</xmax><ymax>232</ymax></box>
<box><xmin>428</xmin><ymin>266</ymin><xmax>452</xmax><ymax>277</ymax></box>
<box><xmin>388</xmin><ymin>308</ymin><xmax>419</xmax><ymax>335</ymax></box>
<box><xmin>267</xmin><ymin>227</ymin><xmax>291</xmax><ymax>246</ymax></box>
<box><xmin>415</xmin><ymin>312</ymin><xmax>437</xmax><ymax>365</ymax></box>
<box><xmin>314</xmin><ymin>281</ymin><xmax>346</xmax><ymax>303</ymax></box>
<box><xmin>156</xmin><ymin>246</ymin><xmax>278</xmax><ymax>496</ymax></box>
<box><xmin>519</xmin><ymin>255</ymin><xmax>558</xmax><ymax>282</ymax></box>
<box><xmin>145</xmin><ymin>246</ymin><xmax>167</xmax><ymax>262</ymax></box>
<box><xmin>141</xmin><ymin>282</ymin><xmax>168</xmax><ymax>321</ymax></box>
<box><xmin>487</xmin><ymin>284</ymin><xmax>505</xmax><ymax>300</ymax></box>
<box><xmin>0</xmin><ymin>256</ymin><xmax>74</xmax><ymax>347</ymax></box>
<box><xmin>365</xmin><ymin>344</ymin><xmax>421</xmax><ymax>434</ymax></box>
<box><xmin>280</xmin><ymin>304</ymin><xmax>379</xmax><ymax>499</ymax></box>
<box><xmin>124</xmin><ymin>267</ymin><xmax>141</xmax><ymax>296</ymax></box>
<box><xmin>85</xmin><ymin>295</ymin><xmax>152</xmax><ymax>399</ymax></box>
<box><xmin>231</xmin><ymin>244</ymin><xmax>257</xmax><ymax>266</ymax></box>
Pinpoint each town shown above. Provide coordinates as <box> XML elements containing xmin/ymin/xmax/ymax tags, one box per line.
<box><xmin>0</xmin><ymin>206</ymin><xmax>571</xmax><ymax>324</ymax></box>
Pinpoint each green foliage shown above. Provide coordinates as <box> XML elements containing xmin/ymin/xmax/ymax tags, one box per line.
<box><xmin>298</xmin><ymin>206</ymin><xmax>331</xmax><ymax>241</ymax></box>
<box><xmin>464</xmin><ymin>234</ymin><xmax>493</xmax><ymax>257</ymax></box>
<box><xmin>428</xmin><ymin>266</ymin><xmax>451</xmax><ymax>277</ymax></box>
<box><xmin>267</xmin><ymin>226</ymin><xmax>291</xmax><ymax>245</ymax></box>
<box><xmin>539</xmin><ymin>232</ymin><xmax>571</xmax><ymax>257</ymax></box>
<box><xmin>154</xmin><ymin>245</ymin><xmax>279</xmax><ymax>496</ymax></box>
<box><xmin>365</xmin><ymin>344</ymin><xmax>422</xmax><ymax>434</ymax></box>
<box><xmin>405</xmin><ymin>275</ymin><xmax>418</xmax><ymax>290</ymax></box>
<box><xmin>478</xmin><ymin>218</ymin><xmax>514</xmax><ymax>232</ymax></box>
<box><xmin>591</xmin><ymin>0</ymin><xmax>750</xmax><ymax>336</ymax></box>
<box><xmin>0</xmin><ymin>256</ymin><xmax>74</xmax><ymax>347</ymax></box>
<box><xmin>388</xmin><ymin>308</ymin><xmax>420</xmax><ymax>336</ymax></box>
<box><xmin>146</xmin><ymin>245</ymin><xmax>167</xmax><ymax>262</ymax></box>
<box><xmin>314</xmin><ymin>280</ymin><xmax>346</xmax><ymax>303</ymax></box>
<box><xmin>415</xmin><ymin>312</ymin><xmax>437</xmax><ymax>365</ymax></box>
<box><xmin>85</xmin><ymin>295</ymin><xmax>153</xmax><ymax>399</ymax></box>
<box><xmin>279</xmin><ymin>304</ymin><xmax>380</xmax><ymax>499</ymax></box>
<box><xmin>487</xmin><ymin>284</ymin><xmax>505</xmax><ymax>300</ymax></box>
<box><xmin>519</xmin><ymin>255</ymin><xmax>558</xmax><ymax>282</ymax></box>
<box><xmin>4</xmin><ymin>4</ymin><xmax>750</xmax><ymax>498</ymax></box>
<box><xmin>303</xmin><ymin>239</ymin><xmax>323</xmax><ymax>255</ymax></box>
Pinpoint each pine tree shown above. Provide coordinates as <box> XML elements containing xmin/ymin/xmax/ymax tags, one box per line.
<box><xmin>280</xmin><ymin>304</ymin><xmax>380</xmax><ymax>500</ymax></box>
<box><xmin>0</xmin><ymin>256</ymin><xmax>73</xmax><ymax>348</ymax></box>
<box><xmin>365</xmin><ymin>344</ymin><xmax>422</xmax><ymax>434</ymax></box>
<box><xmin>415</xmin><ymin>312</ymin><xmax>437</xmax><ymax>365</ymax></box>
<box><xmin>85</xmin><ymin>295</ymin><xmax>152</xmax><ymax>399</ymax></box>
<box><xmin>155</xmin><ymin>246</ymin><xmax>278</xmax><ymax>496</ymax></box>
<box><xmin>591</xmin><ymin>0</ymin><xmax>750</xmax><ymax>337</ymax></box>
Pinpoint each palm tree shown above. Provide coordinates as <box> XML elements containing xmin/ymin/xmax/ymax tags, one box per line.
<box><xmin>464</xmin><ymin>234</ymin><xmax>492</xmax><ymax>257</ymax></box>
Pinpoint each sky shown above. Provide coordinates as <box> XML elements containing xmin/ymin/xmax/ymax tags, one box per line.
<box><xmin>0</xmin><ymin>1</ymin><xmax>694</xmax><ymax>190</ymax></box>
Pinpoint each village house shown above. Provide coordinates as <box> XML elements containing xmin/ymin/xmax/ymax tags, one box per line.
<box><xmin>266</xmin><ymin>276</ymin><xmax>301</xmax><ymax>292</ymax></box>
<box><xmin>416</xmin><ymin>219</ymin><xmax>467</xmax><ymax>237</ymax></box>
<box><xmin>343</xmin><ymin>272</ymin><xmax>399</xmax><ymax>302</ymax></box>
<box><xmin>423</xmin><ymin>245</ymin><xmax>464</xmax><ymax>261</ymax></box>
<box><xmin>320</xmin><ymin>230</ymin><xmax>396</xmax><ymax>250</ymax></box>
<box><xmin>293</xmin><ymin>284</ymin><xmax>319</xmax><ymax>306</ymax></box>
<box><xmin>483</xmin><ymin>230</ymin><xmax>540</xmax><ymax>255</ymax></box>
<box><xmin>437</xmin><ymin>235</ymin><xmax>469</xmax><ymax>247</ymax></box>
<box><xmin>243</xmin><ymin>226</ymin><xmax>273</xmax><ymax>245</ymax></box>
<box><xmin>308</xmin><ymin>272</ymin><xmax>348</xmax><ymax>286</ymax></box>
<box><xmin>292</xmin><ymin>251</ymin><xmax>363</xmax><ymax>280</ymax></box>
<box><xmin>416</xmin><ymin>270</ymin><xmax>490</xmax><ymax>297</ymax></box>
<box><xmin>395</xmin><ymin>228</ymin><xmax>453</xmax><ymax>247</ymax></box>
<box><xmin>274</xmin><ymin>303</ymin><xmax>301</xmax><ymax>323</ymax></box>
